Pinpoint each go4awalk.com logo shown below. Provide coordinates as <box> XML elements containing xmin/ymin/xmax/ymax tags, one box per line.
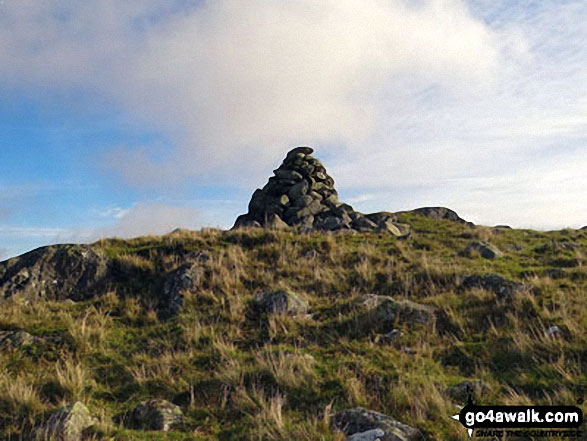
<box><xmin>451</xmin><ymin>397</ymin><xmax>584</xmax><ymax>438</ymax></box>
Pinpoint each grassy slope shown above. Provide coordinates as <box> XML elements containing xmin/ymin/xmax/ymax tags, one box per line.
<box><xmin>0</xmin><ymin>214</ymin><xmax>585</xmax><ymax>440</ymax></box>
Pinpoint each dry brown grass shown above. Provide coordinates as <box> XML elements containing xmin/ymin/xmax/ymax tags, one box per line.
<box><xmin>254</xmin><ymin>348</ymin><xmax>316</xmax><ymax>389</ymax></box>
<box><xmin>55</xmin><ymin>359</ymin><xmax>96</xmax><ymax>400</ymax></box>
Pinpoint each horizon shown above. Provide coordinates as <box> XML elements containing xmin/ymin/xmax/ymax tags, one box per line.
<box><xmin>1</xmin><ymin>0</ymin><xmax>586</xmax><ymax>260</ymax></box>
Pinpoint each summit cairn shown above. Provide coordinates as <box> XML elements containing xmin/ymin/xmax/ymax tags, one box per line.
<box><xmin>233</xmin><ymin>147</ymin><xmax>409</xmax><ymax>235</ymax></box>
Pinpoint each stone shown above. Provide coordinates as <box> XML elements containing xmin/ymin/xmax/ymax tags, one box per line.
<box><xmin>376</xmin><ymin>221</ymin><xmax>410</xmax><ymax>238</ymax></box>
<box><xmin>233</xmin><ymin>215</ymin><xmax>261</xmax><ymax>229</ymax></box>
<box><xmin>288</xmin><ymin>180</ymin><xmax>310</xmax><ymax>200</ymax></box>
<box><xmin>128</xmin><ymin>399</ymin><xmax>183</xmax><ymax>431</ymax></box>
<box><xmin>461</xmin><ymin>240</ymin><xmax>502</xmax><ymax>259</ymax></box>
<box><xmin>408</xmin><ymin>207</ymin><xmax>469</xmax><ymax>224</ymax></box>
<box><xmin>0</xmin><ymin>330</ymin><xmax>38</xmax><ymax>348</ymax></box>
<box><xmin>288</xmin><ymin>146</ymin><xmax>314</xmax><ymax>156</ymax></box>
<box><xmin>365</xmin><ymin>212</ymin><xmax>397</xmax><ymax>225</ymax></box>
<box><xmin>0</xmin><ymin>245</ymin><xmax>109</xmax><ymax>303</ymax></box>
<box><xmin>320</xmin><ymin>216</ymin><xmax>345</xmax><ymax>231</ymax></box>
<box><xmin>332</xmin><ymin>407</ymin><xmax>424</xmax><ymax>441</ymax></box>
<box><xmin>447</xmin><ymin>380</ymin><xmax>487</xmax><ymax>403</ymax></box>
<box><xmin>248</xmin><ymin>189</ymin><xmax>266</xmax><ymax>212</ymax></box>
<box><xmin>348</xmin><ymin>428</ymin><xmax>386</xmax><ymax>441</ymax></box>
<box><xmin>274</xmin><ymin>169</ymin><xmax>303</xmax><ymax>181</ymax></box>
<box><xmin>293</xmin><ymin>195</ymin><xmax>315</xmax><ymax>208</ymax></box>
<box><xmin>374</xmin><ymin>329</ymin><xmax>401</xmax><ymax>345</ymax></box>
<box><xmin>545</xmin><ymin>325</ymin><xmax>562</xmax><ymax>339</ymax></box>
<box><xmin>309</xmin><ymin>190</ymin><xmax>323</xmax><ymax>200</ymax></box>
<box><xmin>161</xmin><ymin>262</ymin><xmax>204</xmax><ymax>316</ymax></box>
<box><xmin>460</xmin><ymin>274</ymin><xmax>526</xmax><ymax>301</ymax></box>
<box><xmin>233</xmin><ymin>147</ymin><xmax>426</xmax><ymax>236</ymax></box>
<box><xmin>355</xmin><ymin>295</ymin><xmax>437</xmax><ymax>333</ymax></box>
<box><xmin>36</xmin><ymin>402</ymin><xmax>96</xmax><ymax>441</ymax></box>
<box><xmin>352</xmin><ymin>216</ymin><xmax>378</xmax><ymax>232</ymax></box>
<box><xmin>265</xmin><ymin>214</ymin><xmax>289</xmax><ymax>230</ymax></box>
<box><xmin>254</xmin><ymin>290</ymin><xmax>309</xmax><ymax>316</ymax></box>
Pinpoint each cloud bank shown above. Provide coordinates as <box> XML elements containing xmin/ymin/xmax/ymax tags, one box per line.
<box><xmin>67</xmin><ymin>201</ymin><xmax>202</xmax><ymax>241</ymax></box>
<box><xmin>1</xmin><ymin>0</ymin><xmax>586</xmax><ymax>230</ymax></box>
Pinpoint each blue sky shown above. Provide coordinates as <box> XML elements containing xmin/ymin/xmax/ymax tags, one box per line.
<box><xmin>1</xmin><ymin>0</ymin><xmax>586</xmax><ymax>259</ymax></box>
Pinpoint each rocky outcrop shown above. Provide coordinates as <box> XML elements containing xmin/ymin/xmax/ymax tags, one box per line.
<box><xmin>348</xmin><ymin>428</ymin><xmax>386</xmax><ymax>441</ymax></box>
<box><xmin>0</xmin><ymin>245</ymin><xmax>109</xmax><ymax>302</ymax></box>
<box><xmin>406</xmin><ymin>206</ymin><xmax>470</xmax><ymax>224</ymax></box>
<box><xmin>447</xmin><ymin>380</ymin><xmax>487</xmax><ymax>403</ymax></box>
<box><xmin>355</xmin><ymin>294</ymin><xmax>438</xmax><ymax>333</ymax></box>
<box><xmin>332</xmin><ymin>407</ymin><xmax>424</xmax><ymax>441</ymax></box>
<box><xmin>460</xmin><ymin>240</ymin><xmax>502</xmax><ymax>259</ymax></box>
<box><xmin>460</xmin><ymin>274</ymin><xmax>527</xmax><ymax>301</ymax></box>
<box><xmin>0</xmin><ymin>330</ymin><xmax>38</xmax><ymax>348</ymax></box>
<box><xmin>36</xmin><ymin>402</ymin><xmax>96</xmax><ymax>441</ymax></box>
<box><xmin>253</xmin><ymin>290</ymin><xmax>309</xmax><ymax>316</ymax></box>
<box><xmin>233</xmin><ymin>147</ymin><xmax>412</xmax><ymax>235</ymax></box>
<box><xmin>160</xmin><ymin>260</ymin><xmax>205</xmax><ymax>316</ymax></box>
<box><xmin>128</xmin><ymin>399</ymin><xmax>183</xmax><ymax>431</ymax></box>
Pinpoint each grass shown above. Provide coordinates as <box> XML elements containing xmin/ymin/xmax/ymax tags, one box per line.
<box><xmin>0</xmin><ymin>215</ymin><xmax>585</xmax><ymax>440</ymax></box>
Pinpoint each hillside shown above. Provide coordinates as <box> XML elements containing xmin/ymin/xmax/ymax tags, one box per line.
<box><xmin>0</xmin><ymin>147</ymin><xmax>585</xmax><ymax>440</ymax></box>
<box><xmin>0</xmin><ymin>215</ymin><xmax>585</xmax><ymax>440</ymax></box>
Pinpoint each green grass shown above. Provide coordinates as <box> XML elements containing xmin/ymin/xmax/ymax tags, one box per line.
<box><xmin>0</xmin><ymin>216</ymin><xmax>585</xmax><ymax>440</ymax></box>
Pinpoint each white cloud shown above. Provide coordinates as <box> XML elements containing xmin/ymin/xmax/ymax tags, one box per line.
<box><xmin>69</xmin><ymin>201</ymin><xmax>202</xmax><ymax>241</ymax></box>
<box><xmin>0</xmin><ymin>0</ymin><xmax>586</xmax><ymax>228</ymax></box>
<box><xmin>0</xmin><ymin>0</ymin><xmax>502</xmax><ymax>180</ymax></box>
<box><xmin>0</xmin><ymin>202</ymin><xmax>202</xmax><ymax>260</ymax></box>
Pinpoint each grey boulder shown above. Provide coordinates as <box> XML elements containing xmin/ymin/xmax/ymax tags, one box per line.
<box><xmin>460</xmin><ymin>274</ymin><xmax>527</xmax><ymax>301</ymax></box>
<box><xmin>460</xmin><ymin>241</ymin><xmax>502</xmax><ymax>259</ymax></box>
<box><xmin>128</xmin><ymin>399</ymin><xmax>183</xmax><ymax>431</ymax></box>
<box><xmin>36</xmin><ymin>402</ymin><xmax>96</xmax><ymax>441</ymax></box>
<box><xmin>332</xmin><ymin>407</ymin><xmax>424</xmax><ymax>441</ymax></box>
<box><xmin>254</xmin><ymin>290</ymin><xmax>309</xmax><ymax>316</ymax></box>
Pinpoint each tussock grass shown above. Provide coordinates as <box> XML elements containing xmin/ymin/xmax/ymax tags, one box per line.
<box><xmin>0</xmin><ymin>218</ymin><xmax>585</xmax><ymax>440</ymax></box>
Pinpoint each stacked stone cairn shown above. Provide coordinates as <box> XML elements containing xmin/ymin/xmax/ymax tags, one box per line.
<box><xmin>234</xmin><ymin>147</ymin><xmax>409</xmax><ymax>236</ymax></box>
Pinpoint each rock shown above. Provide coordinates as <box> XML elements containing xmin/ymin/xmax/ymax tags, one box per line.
<box><xmin>288</xmin><ymin>180</ymin><xmax>310</xmax><ymax>201</ymax></box>
<box><xmin>254</xmin><ymin>290</ymin><xmax>309</xmax><ymax>316</ymax></box>
<box><xmin>161</xmin><ymin>262</ymin><xmax>204</xmax><ymax>316</ymax></box>
<box><xmin>36</xmin><ymin>402</ymin><xmax>96</xmax><ymax>441</ymax></box>
<box><xmin>128</xmin><ymin>399</ymin><xmax>183</xmax><ymax>431</ymax></box>
<box><xmin>274</xmin><ymin>169</ymin><xmax>303</xmax><ymax>181</ymax></box>
<box><xmin>545</xmin><ymin>325</ymin><xmax>562</xmax><ymax>339</ymax></box>
<box><xmin>374</xmin><ymin>329</ymin><xmax>401</xmax><ymax>345</ymax></box>
<box><xmin>460</xmin><ymin>274</ymin><xmax>526</xmax><ymax>301</ymax></box>
<box><xmin>265</xmin><ymin>214</ymin><xmax>289</xmax><ymax>230</ymax></box>
<box><xmin>408</xmin><ymin>206</ymin><xmax>470</xmax><ymax>224</ymax></box>
<box><xmin>447</xmin><ymin>380</ymin><xmax>487</xmax><ymax>403</ymax></box>
<box><xmin>233</xmin><ymin>215</ymin><xmax>261</xmax><ymax>229</ymax></box>
<box><xmin>233</xmin><ymin>147</ymin><xmax>419</xmax><ymax>236</ymax></box>
<box><xmin>0</xmin><ymin>245</ymin><xmax>109</xmax><ymax>302</ymax></box>
<box><xmin>288</xmin><ymin>146</ymin><xmax>314</xmax><ymax>156</ymax></box>
<box><xmin>332</xmin><ymin>407</ymin><xmax>424</xmax><ymax>441</ymax></box>
<box><xmin>348</xmin><ymin>428</ymin><xmax>386</xmax><ymax>441</ymax></box>
<box><xmin>293</xmin><ymin>194</ymin><xmax>315</xmax><ymax>208</ymax></box>
<box><xmin>320</xmin><ymin>216</ymin><xmax>346</xmax><ymax>231</ymax></box>
<box><xmin>355</xmin><ymin>295</ymin><xmax>437</xmax><ymax>333</ymax></box>
<box><xmin>351</xmin><ymin>216</ymin><xmax>378</xmax><ymax>232</ymax></box>
<box><xmin>460</xmin><ymin>240</ymin><xmax>502</xmax><ymax>259</ymax></box>
<box><xmin>0</xmin><ymin>330</ymin><xmax>38</xmax><ymax>348</ymax></box>
<box><xmin>168</xmin><ymin>228</ymin><xmax>193</xmax><ymax>235</ymax></box>
<box><xmin>377</xmin><ymin>221</ymin><xmax>411</xmax><ymax>238</ymax></box>
<box><xmin>365</xmin><ymin>212</ymin><xmax>397</xmax><ymax>225</ymax></box>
